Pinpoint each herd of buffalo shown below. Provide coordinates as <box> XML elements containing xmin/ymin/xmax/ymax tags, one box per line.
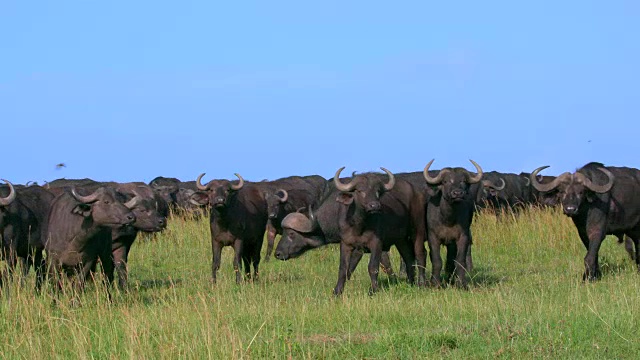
<box><xmin>1</xmin><ymin>159</ymin><xmax>639</xmax><ymax>297</ymax></box>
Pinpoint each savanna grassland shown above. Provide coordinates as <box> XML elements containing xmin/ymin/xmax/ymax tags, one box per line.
<box><xmin>1</xmin><ymin>207</ymin><xmax>639</xmax><ymax>359</ymax></box>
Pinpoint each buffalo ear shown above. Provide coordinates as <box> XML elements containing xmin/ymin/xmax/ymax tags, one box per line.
<box><xmin>586</xmin><ymin>192</ymin><xmax>596</xmax><ymax>203</ymax></box>
<box><xmin>190</xmin><ymin>192</ymin><xmax>209</xmax><ymax>206</ymax></box>
<box><xmin>336</xmin><ymin>193</ymin><xmax>354</xmax><ymax>205</ymax></box>
<box><xmin>72</xmin><ymin>204</ymin><xmax>92</xmax><ymax>217</ymax></box>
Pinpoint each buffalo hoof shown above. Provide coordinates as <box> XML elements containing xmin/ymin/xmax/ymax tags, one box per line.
<box><xmin>582</xmin><ymin>272</ymin><xmax>601</xmax><ymax>282</ymax></box>
<box><xmin>368</xmin><ymin>286</ymin><xmax>379</xmax><ymax>296</ymax></box>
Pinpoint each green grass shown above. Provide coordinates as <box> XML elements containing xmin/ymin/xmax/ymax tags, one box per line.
<box><xmin>1</xmin><ymin>207</ymin><xmax>640</xmax><ymax>359</ymax></box>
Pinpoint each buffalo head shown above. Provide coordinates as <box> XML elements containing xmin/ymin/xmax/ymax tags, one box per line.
<box><xmin>423</xmin><ymin>159</ymin><xmax>483</xmax><ymax>202</ymax></box>
<box><xmin>119</xmin><ymin>186</ymin><xmax>167</xmax><ymax>232</ymax></box>
<box><xmin>191</xmin><ymin>173</ymin><xmax>245</xmax><ymax>208</ymax></box>
<box><xmin>333</xmin><ymin>167</ymin><xmax>395</xmax><ymax>213</ymax></box>
<box><xmin>275</xmin><ymin>207</ymin><xmax>323</xmax><ymax>260</ymax></box>
<box><xmin>71</xmin><ymin>187</ymin><xmax>136</xmax><ymax>226</ymax></box>
<box><xmin>530</xmin><ymin>165</ymin><xmax>614</xmax><ymax>216</ymax></box>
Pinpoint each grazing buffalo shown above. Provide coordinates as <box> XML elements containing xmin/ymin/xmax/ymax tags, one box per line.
<box><xmin>262</xmin><ymin>175</ymin><xmax>326</xmax><ymax>261</ymax></box>
<box><xmin>331</xmin><ymin>167</ymin><xmax>425</xmax><ymax>295</ymax></box>
<box><xmin>529</xmin><ymin>162</ymin><xmax>639</xmax><ymax>280</ymax></box>
<box><xmin>43</xmin><ymin>187</ymin><xmax>136</xmax><ymax>293</ymax></box>
<box><xmin>274</xmin><ymin>173</ymin><xmax>413</xmax><ymax>285</ymax></box>
<box><xmin>191</xmin><ymin>173</ymin><xmax>267</xmax><ymax>283</ymax></box>
<box><xmin>420</xmin><ymin>159</ymin><xmax>483</xmax><ymax>288</ymax></box>
<box><xmin>0</xmin><ymin>181</ymin><xmax>55</xmax><ymax>287</ymax></box>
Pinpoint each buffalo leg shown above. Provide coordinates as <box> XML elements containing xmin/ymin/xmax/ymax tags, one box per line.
<box><xmin>242</xmin><ymin>255</ymin><xmax>251</xmax><ymax>280</ymax></box>
<box><xmin>466</xmin><ymin>238</ymin><xmax>474</xmax><ymax>273</ymax></box>
<box><xmin>428</xmin><ymin>233</ymin><xmax>443</xmax><ymax>288</ymax></box>
<box><xmin>233</xmin><ymin>239</ymin><xmax>243</xmax><ymax>284</ymax></box>
<box><xmin>578</xmin><ymin>225</ymin><xmax>605</xmax><ymax>281</ymax></box>
<box><xmin>264</xmin><ymin>221</ymin><xmax>277</xmax><ymax>262</ymax></box>
<box><xmin>395</xmin><ymin>242</ymin><xmax>416</xmax><ymax>285</ymax></box>
<box><xmin>367</xmin><ymin>241</ymin><xmax>383</xmax><ymax>295</ymax></box>
<box><xmin>454</xmin><ymin>235</ymin><xmax>470</xmax><ymax>289</ymax></box>
<box><xmin>333</xmin><ymin>242</ymin><xmax>354</xmax><ymax>296</ymax></box>
<box><xmin>414</xmin><ymin>239</ymin><xmax>428</xmax><ymax>287</ymax></box>
<box><xmin>625</xmin><ymin>236</ymin><xmax>636</xmax><ymax>261</ymax></box>
<box><xmin>444</xmin><ymin>242</ymin><xmax>457</xmax><ymax>284</ymax></box>
<box><xmin>112</xmin><ymin>245</ymin><xmax>129</xmax><ymax>289</ymax></box>
<box><xmin>211</xmin><ymin>240</ymin><xmax>223</xmax><ymax>284</ymax></box>
<box><xmin>251</xmin><ymin>247</ymin><xmax>260</xmax><ymax>281</ymax></box>
<box><xmin>347</xmin><ymin>249</ymin><xmax>364</xmax><ymax>280</ymax></box>
<box><xmin>34</xmin><ymin>250</ymin><xmax>46</xmax><ymax>292</ymax></box>
<box><xmin>634</xmin><ymin>237</ymin><xmax>640</xmax><ymax>272</ymax></box>
<box><xmin>380</xmin><ymin>251</ymin><xmax>396</xmax><ymax>278</ymax></box>
<box><xmin>98</xmin><ymin>243</ymin><xmax>115</xmax><ymax>302</ymax></box>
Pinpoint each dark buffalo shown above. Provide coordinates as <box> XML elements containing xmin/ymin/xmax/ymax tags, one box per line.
<box><xmin>331</xmin><ymin>167</ymin><xmax>425</xmax><ymax>295</ymax></box>
<box><xmin>149</xmin><ymin>177</ymin><xmax>206</xmax><ymax>213</ymax></box>
<box><xmin>0</xmin><ymin>181</ymin><xmax>55</xmax><ymax>287</ymax></box>
<box><xmin>420</xmin><ymin>159</ymin><xmax>484</xmax><ymax>289</ymax></box>
<box><xmin>149</xmin><ymin>176</ymin><xmax>181</xmax><ymax>210</ymax></box>
<box><xmin>45</xmin><ymin>178</ymin><xmax>100</xmax><ymax>196</ymax></box>
<box><xmin>520</xmin><ymin>172</ymin><xmax>560</xmax><ymax>208</ymax></box>
<box><xmin>191</xmin><ymin>173</ymin><xmax>267</xmax><ymax>283</ymax></box>
<box><xmin>262</xmin><ymin>175</ymin><xmax>326</xmax><ymax>261</ymax></box>
<box><xmin>85</xmin><ymin>183</ymin><xmax>168</xmax><ymax>288</ymax></box>
<box><xmin>472</xmin><ymin>171</ymin><xmax>532</xmax><ymax>213</ymax></box>
<box><xmin>43</xmin><ymin>187</ymin><xmax>136</xmax><ymax>293</ymax></box>
<box><xmin>529</xmin><ymin>162</ymin><xmax>636</xmax><ymax>280</ymax></box>
<box><xmin>274</xmin><ymin>172</ymin><xmax>418</xmax><ymax>285</ymax></box>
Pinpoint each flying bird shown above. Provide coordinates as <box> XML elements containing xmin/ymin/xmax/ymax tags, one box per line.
<box><xmin>55</xmin><ymin>163</ymin><xmax>66</xmax><ymax>169</ymax></box>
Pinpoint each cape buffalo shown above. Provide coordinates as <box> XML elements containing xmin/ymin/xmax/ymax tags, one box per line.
<box><xmin>261</xmin><ymin>175</ymin><xmax>326</xmax><ymax>261</ymax></box>
<box><xmin>331</xmin><ymin>167</ymin><xmax>425</xmax><ymax>295</ymax></box>
<box><xmin>86</xmin><ymin>183</ymin><xmax>168</xmax><ymax>288</ymax></box>
<box><xmin>520</xmin><ymin>172</ymin><xmax>560</xmax><ymax>208</ymax></box>
<box><xmin>44</xmin><ymin>187</ymin><xmax>136</xmax><ymax>293</ymax></box>
<box><xmin>191</xmin><ymin>173</ymin><xmax>267</xmax><ymax>284</ymax></box>
<box><xmin>420</xmin><ymin>159</ymin><xmax>483</xmax><ymax>289</ymax></box>
<box><xmin>0</xmin><ymin>181</ymin><xmax>54</xmax><ymax>288</ymax></box>
<box><xmin>274</xmin><ymin>175</ymin><xmax>402</xmax><ymax>279</ymax></box>
<box><xmin>529</xmin><ymin>162</ymin><xmax>637</xmax><ymax>280</ymax></box>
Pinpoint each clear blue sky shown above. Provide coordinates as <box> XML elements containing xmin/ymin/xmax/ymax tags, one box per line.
<box><xmin>1</xmin><ymin>1</ymin><xmax>638</xmax><ymax>184</ymax></box>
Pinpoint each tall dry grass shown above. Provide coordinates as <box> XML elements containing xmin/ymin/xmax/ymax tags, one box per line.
<box><xmin>1</xmin><ymin>206</ymin><xmax>639</xmax><ymax>359</ymax></box>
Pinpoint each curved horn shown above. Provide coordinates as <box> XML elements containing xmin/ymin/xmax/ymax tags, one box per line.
<box><xmin>124</xmin><ymin>195</ymin><xmax>140</xmax><ymax>209</ymax></box>
<box><xmin>530</xmin><ymin>166</ymin><xmax>567</xmax><ymax>193</ymax></box>
<box><xmin>0</xmin><ymin>179</ymin><xmax>16</xmax><ymax>206</ymax></box>
<box><xmin>465</xmin><ymin>160</ymin><xmax>483</xmax><ymax>184</ymax></box>
<box><xmin>230</xmin><ymin>173</ymin><xmax>244</xmax><ymax>191</ymax></box>
<box><xmin>483</xmin><ymin>178</ymin><xmax>506</xmax><ymax>191</ymax></box>
<box><xmin>351</xmin><ymin>171</ymin><xmax>357</xmax><ymax>177</ymax></box>
<box><xmin>577</xmin><ymin>168</ymin><xmax>615</xmax><ymax>194</ymax></box>
<box><xmin>124</xmin><ymin>188</ymin><xmax>142</xmax><ymax>209</ymax></box>
<box><xmin>71</xmin><ymin>187</ymin><xmax>100</xmax><ymax>204</ymax></box>
<box><xmin>196</xmin><ymin>173</ymin><xmax>210</xmax><ymax>191</ymax></box>
<box><xmin>423</xmin><ymin>159</ymin><xmax>447</xmax><ymax>185</ymax></box>
<box><xmin>333</xmin><ymin>167</ymin><xmax>356</xmax><ymax>192</ymax></box>
<box><xmin>380</xmin><ymin>167</ymin><xmax>396</xmax><ymax>191</ymax></box>
<box><xmin>276</xmin><ymin>189</ymin><xmax>289</xmax><ymax>203</ymax></box>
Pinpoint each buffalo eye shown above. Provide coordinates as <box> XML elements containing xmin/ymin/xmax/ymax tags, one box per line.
<box><xmin>104</xmin><ymin>200</ymin><xmax>110</xmax><ymax>204</ymax></box>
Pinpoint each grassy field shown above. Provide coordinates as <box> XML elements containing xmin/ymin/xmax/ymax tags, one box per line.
<box><xmin>1</xmin><ymin>207</ymin><xmax>639</xmax><ymax>359</ymax></box>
